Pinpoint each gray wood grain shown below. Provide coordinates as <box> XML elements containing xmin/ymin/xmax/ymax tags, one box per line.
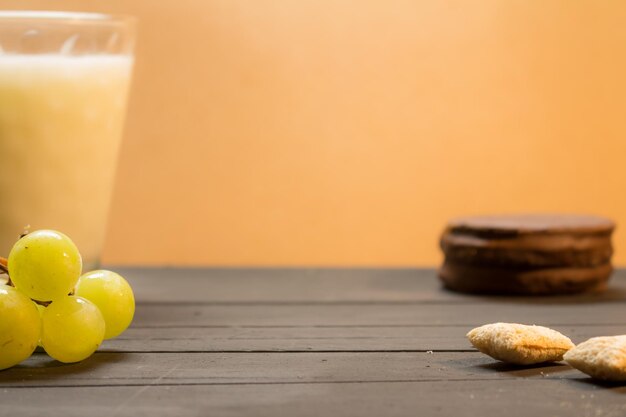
<box><xmin>0</xmin><ymin>351</ymin><xmax>607</xmax><ymax>387</ymax></box>
<box><xmin>119</xmin><ymin>267</ymin><xmax>626</xmax><ymax>304</ymax></box>
<box><xmin>102</xmin><ymin>324</ymin><xmax>626</xmax><ymax>352</ymax></box>
<box><xmin>133</xmin><ymin>302</ymin><xmax>626</xmax><ymax>327</ymax></box>
<box><xmin>0</xmin><ymin>379</ymin><xmax>624</xmax><ymax>417</ymax></box>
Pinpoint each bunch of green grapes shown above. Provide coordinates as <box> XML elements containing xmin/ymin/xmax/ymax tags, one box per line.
<box><xmin>0</xmin><ymin>230</ymin><xmax>135</xmax><ymax>370</ymax></box>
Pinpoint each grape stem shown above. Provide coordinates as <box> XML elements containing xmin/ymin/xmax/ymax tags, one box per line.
<box><xmin>1</xmin><ymin>232</ymin><xmax>28</xmax><ymax>286</ymax></box>
<box><xmin>0</xmin><ymin>256</ymin><xmax>11</xmax><ymax>286</ymax></box>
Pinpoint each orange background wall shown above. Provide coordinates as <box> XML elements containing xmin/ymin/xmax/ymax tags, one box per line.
<box><xmin>2</xmin><ymin>0</ymin><xmax>626</xmax><ymax>266</ymax></box>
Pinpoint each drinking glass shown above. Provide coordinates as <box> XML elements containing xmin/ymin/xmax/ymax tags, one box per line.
<box><xmin>0</xmin><ymin>11</ymin><xmax>135</xmax><ymax>269</ymax></box>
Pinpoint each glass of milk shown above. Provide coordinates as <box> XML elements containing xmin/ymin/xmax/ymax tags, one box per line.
<box><xmin>0</xmin><ymin>12</ymin><xmax>135</xmax><ymax>269</ymax></box>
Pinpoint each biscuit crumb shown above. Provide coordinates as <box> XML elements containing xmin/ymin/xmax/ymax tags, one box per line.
<box><xmin>563</xmin><ymin>335</ymin><xmax>626</xmax><ymax>381</ymax></box>
<box><xmin>467</xmin><ymin>323</ymin><xmax>574</xmax><ymax>365</ymax></box>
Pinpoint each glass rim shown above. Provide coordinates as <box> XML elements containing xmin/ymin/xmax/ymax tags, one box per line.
<box><xmin>0</xmin><ymin>11</ymin><xmax>135</xmax><ymax>26</ymax></box>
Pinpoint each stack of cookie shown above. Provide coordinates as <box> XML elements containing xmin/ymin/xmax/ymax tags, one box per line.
<box><xmin>438</xmin><ymin>214</ymin><xmax>615</xmax><ymax>295</ymax></box>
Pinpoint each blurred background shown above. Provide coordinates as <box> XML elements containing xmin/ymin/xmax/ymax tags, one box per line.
<box><xmin>1</xmin><ymin>0</ymin><xmax>625</xmax><ymax>266</ymax></box>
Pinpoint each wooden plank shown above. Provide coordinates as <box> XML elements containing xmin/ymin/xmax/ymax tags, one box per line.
<box><xmin>3</xmin><ymin>267</ymin><xmax>624</xmax><ymax>417</ymax></box>
<box><xmin>103</xmin><ymin>324</ymin><xmax>626</xmax><ymax>352</ymax></box>
<box><xmin>133</xmin><ymin>302</ymin><xmax>626</xmax><ymax>327</ymax></box>
<box><xmin>0</xmin><ymin>351</ymin><xmax>609</xmax><ymax>387</ymax></box>
<box><xmin>118</xmin><ymin>267</ymin><xmax>626</xmax><ymax>304</ymax></box>
<box><xmin>0</xmin><ymin>379</ymin><xmax>624</xmax><ymax>417</ymax></box>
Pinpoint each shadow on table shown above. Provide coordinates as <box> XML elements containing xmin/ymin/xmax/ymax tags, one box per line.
<box><xmin>0</xmin><ymin>351</ymin><xmax>131</xmax><ymax>385</ymax></box>
<box><xmin>444</xmin><ymin>286</ymin><xmax>626</xmax><ymax>305</ymax></box>
<box><xmin>476</xmin><ymin>361</ymin><xmax>572</xmax><ymax>377</ymax></box>
<box><xmin>569</xmin><ymin>377</ymin><xmax>626</xmax><ymax>393</ymax></box>
<box><xmin>473</xmin><ymin>362</ymin><xmax>626</xmax><ymax>393</ymax></box>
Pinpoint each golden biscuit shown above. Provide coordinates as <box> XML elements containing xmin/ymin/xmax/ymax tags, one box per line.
<box><xmin>564</xmin><ymin>335</ymin><xmax>626</xmax><ymax>381</ymax></box>
<box><xmin>467</xmin><ymin>323</ymin><xmax>574</xmax><ymax>365</ymax></box>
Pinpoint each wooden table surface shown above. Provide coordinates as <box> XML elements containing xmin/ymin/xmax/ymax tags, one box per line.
<box><xmin>2</xmin><ymin>268</ymin><xmax>626</xmax><ymax>416</ymax></box>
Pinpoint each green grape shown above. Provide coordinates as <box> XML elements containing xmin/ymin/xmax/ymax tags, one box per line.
<box><xmin>0</xmin><ymin>285</ymin><xmax>41</xmax><ymax>370</ymax></box>
<box><xmin>8</xmin><ymin>230</ymin><xmax>82</xmax><ymax>302</ymax></box>
<box><xmin>75</xmin><ymin>270</ymin><xmax>135</xmax><ymax>339</ymax></box>
<box><xmin>41</xmin><ymin>296</ymin><xmax>105</xmax><ymax>363</ymax></box>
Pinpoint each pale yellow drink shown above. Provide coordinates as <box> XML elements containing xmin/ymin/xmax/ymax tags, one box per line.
<box><xmin>0</xmin><ymin>55</ymin><xmax>133</xmax><ymax>268</ymax></box>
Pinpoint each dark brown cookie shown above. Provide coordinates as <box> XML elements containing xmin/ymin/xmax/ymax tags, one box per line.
<box><xmin>446</xmin><ymin>214</ymin><xmax>615</xmax><ymax>238</ymax></box>
<box><xmin>438</xmin><ymin>261</ymin><xmax>612</xmax><ymax>295</ymax></box>
<box><xmin>438</xmin><ymin>214</ymin><xmax>615</xmax><ymax>294</ymax></box>
<box><xmin>441</xmin><ymin>232</ymin><xmax>613</xmax><ymax>268</ymax></box>
<box><xmin>441</xmin><ymin>214</ymin><xmax>615</xmax><ymax>268</ymax></box>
